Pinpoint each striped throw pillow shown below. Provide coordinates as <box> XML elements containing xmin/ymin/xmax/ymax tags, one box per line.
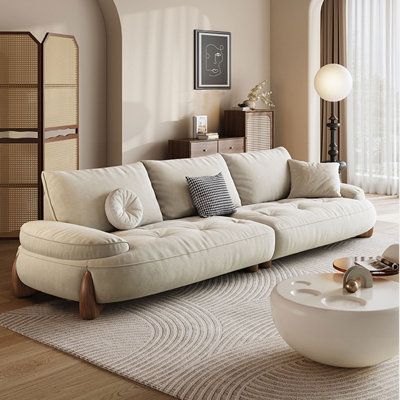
<box><xmin>186</xmin><ymin>172</ymin><xmax>237</xmax><ymax>217</ymax></box>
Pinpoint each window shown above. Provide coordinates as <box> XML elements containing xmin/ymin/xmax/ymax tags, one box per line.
<box><xmin>346</xmin><ymin>0</ymin><xmax>399</xmax><ymax>195</ymax></box>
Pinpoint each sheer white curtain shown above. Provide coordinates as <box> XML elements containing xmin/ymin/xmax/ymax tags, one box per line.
<box><xmin>346</xmin><ymin>0</ymin><xmax>399</xmax><ymax>195</ymax></box>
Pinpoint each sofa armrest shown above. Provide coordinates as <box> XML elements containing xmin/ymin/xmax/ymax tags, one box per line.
<box><xmin>340</xmin><ymin>183</ymin><xmax>365</xmax><ymax>200</ymax></box>
<box><xmin>20</xmin><ymin>221</ymin><xmax>129</xmax><ymax>260</ymax></box>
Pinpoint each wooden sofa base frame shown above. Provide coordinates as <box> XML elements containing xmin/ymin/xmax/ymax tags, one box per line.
<box><xmin>79</xmin><ymin>271</ymin><xmax>103</xmax><ymax>320</ymax></box>
<box><xmin>11</xmin><ymin>258</ymin><xmax>274</xmax><ymax>320</ymax></box>
<box><xmin>11</xmin><ymin>224</ymin><xmax>374</xmax><ymax>321</ymax></box>
<box><xmin>11</xmin><ymin>257</ymin><xmax>38</xmax><ymax>298</ymax></box>
<box><xmin>12</xmin><ymin>257</ymin><xmax>103</xmax><ymax>320</ymax></box>
<box><xmin>356</xmin><ymin>227</ymin><xmax>374</xmax><ymax>238</ymax></box>
<box><xmin>244</xmin><ymin>260</ymin><xmax>272</xmax><ymax>273</ymax></box>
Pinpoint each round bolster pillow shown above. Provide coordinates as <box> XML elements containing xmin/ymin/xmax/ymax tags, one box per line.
<box><xmin>105</xmin><ymin>188</ymin><xmax>144</xmax><ymax>230</ymax></box>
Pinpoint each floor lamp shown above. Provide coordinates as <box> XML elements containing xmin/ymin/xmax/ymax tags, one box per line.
<box><xmin>314</xmin><ymin>63</ymin><xmax>353</xmax><ymax>171</ymax></box>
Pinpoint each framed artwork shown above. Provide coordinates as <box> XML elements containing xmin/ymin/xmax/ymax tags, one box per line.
<box><xmin>194</xmin><ymin>30</ymin><xmax>231</xmax><ymax>90</ymax></box>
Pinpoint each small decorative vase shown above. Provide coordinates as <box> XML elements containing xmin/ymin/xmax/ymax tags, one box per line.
<box><xmin>244</xmin><ymin>100</ymin><xmax>256</xmax><ymax>110</ymax></box>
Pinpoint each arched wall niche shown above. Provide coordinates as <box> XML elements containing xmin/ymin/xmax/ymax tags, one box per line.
<box><xmin>99</xmin><ymin>0</ymin><xmax>270</xmax><ymax>165</ymax></box>
<box><xmin>308</xmin><ymin>0</ymin><xmax>325</xmax><ymax>162</ymax></box>
<box><xmin>98</xmin><ymin>0</ymin><xmax>123</xmax><ymax>165</ymax></box>
<box><xmin>270</xmin><ymin>0</ymin><xmax>323</xmax><ymax>162</ymax></box>
<box><xmin>100</xmin><ymin>0</ymin><xmax>323</xmax><ymax>164</ymax></box>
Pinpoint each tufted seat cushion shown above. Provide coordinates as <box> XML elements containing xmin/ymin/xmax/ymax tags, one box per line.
<box><xmin>16</xmin><ymin>217</ymin><xmax>275</xmax><ymax>303</ymax></box>
<box><xmin>233</xmin><ymin>198</ymin><xmax>376</xmax><ymax>259</ymax></box>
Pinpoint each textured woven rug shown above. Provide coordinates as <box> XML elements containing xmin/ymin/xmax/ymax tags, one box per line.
<box><xmin>1</xmin><ymin>233</ymin><xmax>398</xmax><ymax>400</ymax></box>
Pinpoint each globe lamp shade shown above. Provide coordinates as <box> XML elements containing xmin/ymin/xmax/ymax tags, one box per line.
<box><xmin>314</xmin><ymin>63</ymin><xmax>353</xmax><ymax>102</ymax></box>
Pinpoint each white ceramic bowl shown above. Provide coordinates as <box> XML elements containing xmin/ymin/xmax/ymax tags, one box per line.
<box><xmin>271</xmin><ymin>273</ymin><xmax>399</xmax><ymax>368</ymax></box>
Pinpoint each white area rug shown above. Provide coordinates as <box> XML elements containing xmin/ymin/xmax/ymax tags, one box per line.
<box><xmin>1</xmin><ymin>233</ymin><xmax>398</xmax><ymax>400</ymax></box>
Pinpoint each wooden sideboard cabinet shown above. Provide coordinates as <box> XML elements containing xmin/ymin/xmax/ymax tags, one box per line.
<box><xmin>168</xmin><ymin>137</ymin><xmax>245</xmax><ymax>159</ymax></box>
<box><xmin>222</xmin><ymin>109</ymin><xmax>274</xmax><ymax>151</ymax></box>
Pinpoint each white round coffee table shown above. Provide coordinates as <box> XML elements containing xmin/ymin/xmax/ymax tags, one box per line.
<box><xmin>271</xmin><ymin>273</ymin><xmax>399</xmax><ymax>368</ymax></box>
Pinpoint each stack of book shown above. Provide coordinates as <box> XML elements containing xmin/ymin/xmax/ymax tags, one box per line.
<box><xmin>197</xmin><ymin>132</ymin><xmax>219</xmax><ymax>140</ymax></box>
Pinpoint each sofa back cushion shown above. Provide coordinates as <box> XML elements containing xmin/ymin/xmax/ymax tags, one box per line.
<box><xmin>42</xmin><ymin>162</ymin><xmax>163</xmax><ymax>231</ymax></box>
<box><xmin>222</xmin><ymin>147</ymin><xmax>291</xmax><ymax>205</ymax></box>
<box><xmin>143</xmin><ymin>154</ymin><xmax>241</xmax><ymax>220</ymax></box>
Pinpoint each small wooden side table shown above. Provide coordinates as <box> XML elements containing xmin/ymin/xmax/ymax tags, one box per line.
<box><xmin>168</xmin><ymin>137</ymin><xmax>244</xmax><ymax>159</ymax></box>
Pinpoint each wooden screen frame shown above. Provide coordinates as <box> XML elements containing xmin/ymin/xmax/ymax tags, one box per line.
<box><xmin>0</xmin><ymin>32</ymin><xmax>79</xmax><ymax>239</ymax></box>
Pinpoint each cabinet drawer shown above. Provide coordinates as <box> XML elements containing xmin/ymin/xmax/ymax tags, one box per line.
<box><xmin>218</xmin><ymin>138</ymin><xmax>244</xmax><ymax>154</ymax></box>
<box><xmin>190</xmin><ymin>140</ymin><xmax>218</xmax><ymax>157</ymax></box>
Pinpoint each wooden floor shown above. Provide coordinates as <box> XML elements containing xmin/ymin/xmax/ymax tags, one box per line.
<box><xmin>0</xmin><ymin>195</ymin><xmax>398</xmax><ymax>400</ymax></box>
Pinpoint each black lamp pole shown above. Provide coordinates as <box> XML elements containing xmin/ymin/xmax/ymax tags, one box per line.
<box><xmin>324</xmin><ymin>102</ymin><xmax>346</xmax><ymax>172</ymax></box>
<box><xmin>327</xmin><ymin>114</ymin><xmax>339</xmax><ymax>162</ymax></box>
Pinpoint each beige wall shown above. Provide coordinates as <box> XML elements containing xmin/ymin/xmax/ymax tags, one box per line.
<box><xmin>0</xmin><ymin>0</ymin><xmax>107</xmax><ymax>169</ymax></box>
<box><xmin>0</xmin><ymin>0</ymin><xmax>322</xmax><ymax>167</ymax></box>
<box><xmin>270</xmin><ymin>0</ymin><xmax>322</xmax><ymax>162</ymax></box>
<box><xmin>102</xmin><ymin>0</ymin><xmax>270</xmax><ymax>164</ymax></box>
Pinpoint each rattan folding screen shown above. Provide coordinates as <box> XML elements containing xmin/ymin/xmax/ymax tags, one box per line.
<box><xmin>0</xmin><ymin>32</ymin><xmax>79</xmax><ymax>238</ymax></box>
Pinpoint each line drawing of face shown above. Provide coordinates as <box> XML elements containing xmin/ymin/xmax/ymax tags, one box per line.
<box><xmin>205</xmin><ymin>44</ymin><xmax>224</xmax><ymax>77</ymax></box>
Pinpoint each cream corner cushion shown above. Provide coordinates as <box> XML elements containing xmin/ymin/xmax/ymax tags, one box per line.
<box><xmin>288</xmin><ymin>159</ymin><xmax>341</xmax><ymax>198</ymax></box>
<box><xmin>143</xmin><ymin>154</ymin><xmax>241</xmax><ymax>220</ymax></box>
<box><xmin>105</xmin><ymin>188</ymin><xmax>143</xmax><ymax>230</ymax></box>
<box><xmin>20</xmin><ymin>220</ymin><xmax>129</xmax><ymax>260</ymax></box>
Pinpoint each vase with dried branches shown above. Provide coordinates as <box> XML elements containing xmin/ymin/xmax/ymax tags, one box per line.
<box><xmin>239</xmin><ymin>80</ymin><xmax>275</xmax><ymax>110</ymax></box>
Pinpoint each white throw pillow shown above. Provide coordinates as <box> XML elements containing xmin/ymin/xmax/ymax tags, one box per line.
<box><xmin>105</xmin><ymin>188</ymin><xmax>144</xmax><ymax>230</ymax></box>
<box><xmin>288</xmin><ymin>159</ymin><xmax>341</xmax><ymax>198</ymax></box>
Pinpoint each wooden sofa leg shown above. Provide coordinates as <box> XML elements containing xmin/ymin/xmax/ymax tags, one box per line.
<box><xmin>245</xmin><ymin>265</ymin><xmax>259</xmax><ymax>273</ymax></box>
<box><xmin>357</xmin><ymin>227</ymin><xmax>374</xmax><ymax>238</ymax></box>
<box><xmin>79</xmin><ymin>271</ymin><xmax>103</xmax><ymax>320</ymax></box>
<box><xmin>259</xmin><ymin>260</ymin><xmax>272</xmax><ymax>269</ymax></box>
<box><xmin>11</xmin><ymin>256</ymin><xmax>37</xmax><ymax>298</ymax></box>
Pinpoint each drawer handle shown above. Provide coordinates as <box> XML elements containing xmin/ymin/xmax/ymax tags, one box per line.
<box><xmin>229</xmin><ymin>146</ymin><xmax>233</xmax><ymax>150</ymax></box>
<box><xmin>203</xmin><ymin>149</ymin><xmax>207</xmax><ymax>152</ymax></box>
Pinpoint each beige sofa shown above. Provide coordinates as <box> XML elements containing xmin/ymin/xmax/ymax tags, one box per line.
<box><xmin>12</xmin><ymin>147</ymin><xmax>376</xmax><ymax>319</ymax></box>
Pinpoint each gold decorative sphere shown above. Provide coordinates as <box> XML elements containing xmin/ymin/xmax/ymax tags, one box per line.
<box><xmin>345</xmin><ymin>279</ymin><xmax>359</xmax><ymax>293</ymax></box>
